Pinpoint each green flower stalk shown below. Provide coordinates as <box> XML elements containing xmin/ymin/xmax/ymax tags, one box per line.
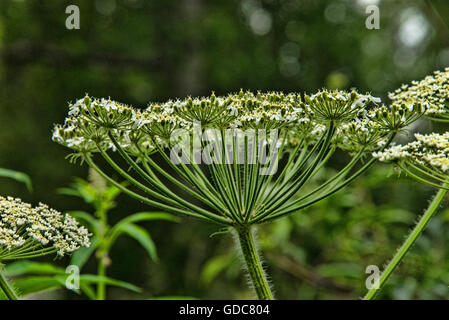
<box><xmin>367</xmin><ymin>133</ymin><xmax>449</xmax><ymax>299</ymax></box>
<box><xmin>52</xmin><ymin>90</ymin><xmax>420</xmax><ymax>299</ymax></box>
<box><xmin>365</xmin><ymin>68</ymin><xmax>449</xmax><ymax>299</ymax></box>
<box><xmin>0</xmin><ymin>196</ymin><xmax>91</xmax><ymax>299</ymax></box>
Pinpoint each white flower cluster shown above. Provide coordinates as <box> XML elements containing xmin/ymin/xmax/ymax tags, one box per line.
<box><xmin>336</xmin><ymin>118</ymin><xmax>388</xmax><ymax>152</ymax></box>
<box><xmin>367</xmin><ymin>101</ymin><xmax>425</xmax><ymax>131</ymax></box>
<box><xmin>389</xmin><ymin>68</ymin><xmax>449</xmax><ymax>119</ymax></box>
<box><xmin>304</xmin><ymin>89</ymin><xmax>381</xmax><ymax>123</ymax></box>
<box><xmin>372</xmin><ymin>144</ymin><xmax>410</xmax><ymax>162</ymax></box>
<box><xmin>373</xmin><ymin>132</ymin><xmax>449</xmax><ymax>173</ymax></box>
<box><xmin>53</xmin><ymin>90</ymin><xmax>399</xmax><ymax>156</ymax></box>
<box><xmin>0</xmin><ymin>196</ymin><xmax>90</xmax><ymax>259</ymax></box>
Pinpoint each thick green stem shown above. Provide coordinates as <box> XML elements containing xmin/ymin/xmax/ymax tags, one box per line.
<box><xmin>364</xmin><ymin>187</ymin><xmax>448</xmax><ymax>300</ymax></box>
<box><xmin>0</xmin><ymin>264</ymin><xmax>18</xmax><ymax>300</ymax></box>
<box><xmin>96</xmin><ymin>211</ymin><xmax>108</xmax><ymax>301</ymax></box>
<box><xmin>96</xmin><ymin>257</ymin><xmax>107</xmax><ymax>300</ymax></box>
<box><xmin>236</xmin><ymin>226</ymin><xmax>273</xmax><ymax>300</ymax></box>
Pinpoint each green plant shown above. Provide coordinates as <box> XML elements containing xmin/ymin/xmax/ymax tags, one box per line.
<box><xmin>0</xmin><ymin>168</ymin><xmax>137</xmax><ymax>300</ymax></box>
<box><xmin>59</xmin><ymin>168</ymin><xmax>178</xmax><ymax>300</ymax></box>
<box><xmin>1</xmin><ymin>260</ymin><xmax>142</xmax><ymax>300</ymax></box>
<box><xmin>0</xmin><ymin>168</ymin><xmax>32</xmax><ymax>192</ymax></box>
<box><xmin>365</xmin><ymin>68</ymin><xmax>449</xmax><ymax>299</ymax></box>
<box><xmin>0</xmin><ymin>196</ymin><xmax>90</xmax><ymax>299</ymax></box>
<box><xmin>199</xmin><ymin>165</ymin><xmax>420</xmax><ymax>299</ymax></box>
<box><xmin>52</xmin><ymin>90</ymin><xmax>422</xmax><ymax>299</ymax></box>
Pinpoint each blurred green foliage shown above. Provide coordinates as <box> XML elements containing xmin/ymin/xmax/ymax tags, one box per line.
<box><xmin>1</xmin><ymin>260</ymin><xmax>143</xmax><ymax>299</ymax></box>
<box><xmin>0</xmin><ymin>0</ymin><xmax>448</xmax><ymax>299</ymax></box>
<box><xmin>60</xmin><ymin>169</ymin><xmax>178</xmax><ymax>299</ymax></box>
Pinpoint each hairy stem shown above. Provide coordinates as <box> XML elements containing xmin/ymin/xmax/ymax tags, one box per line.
<box><xmin>236</xmin><ymin>226</ymin><xmax>273</xmax><ymax>300</ymax></box>
<box><xmin>0</xmin><ymin>264</ymin><xmax>18</xmax><ymax>300</ymax></box>
<box><xmin>364</xmin><ymin>187</ymin><xmax>448</xmax><ymax>300</ymax></box>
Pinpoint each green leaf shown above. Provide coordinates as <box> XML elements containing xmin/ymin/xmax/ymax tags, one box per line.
<box><xmin>70</xmin><ymin>237</ymin><xmax>99</xmax><ymax>270</ymax></box>
<box><xmin>13</xmin><ymin>274</ymin><xmax>141</xmax><ymax>297</ymax></box>
<box><xmin>13</xmin><ymin>276</ymin><xmax>64</xmax><ymax>296</ymax></box>
<box><xmin>4</xmin><ymin>262</ymin><xmax>141</xmax><ymax>297</ymax></box>
<box><xmin>117</xmin><ymin>223</ymin><xmax>159</xmax><ymax>262</ymax></box>
<box><xmin>78</xmin><ymin>274</ymin><xmax>141</xmax><ymax>293</ymax></box>
<box><xmin>109</xmin><ymin>211</ymin><xmax>177</xmax><ymax>241</ymax></box>
<box><xmin>56</xmin><ymin>187</ymin><xmax>83</xmax><ymax>198</ymax></box>
<box><xmin>104</xmin><ymin>184</ymin><xmax>121</xmax><ymax>201</ymax></box>
<box><xmin>79</xmin><ymin>282</ymin><xmax>96</xmax><ymax>300</ymax></box>
<box><xmin>5</xmin><ymin>261</ymin><xmax>66</xmax><ymax>277</ymax></box>
<box><xmin>0</xmin><ymin>168</ymin><xmax>32</xmax><ymax>192</ymax></box>
<box><xmin>106</xmin><ymin>212</ymin><xmax>177</xmax><ymax>257</ymax></box>
<box><xmin>200</xmin><ymin>254</ymin><xmax>233</xmax><ymax>285</ymax></box>
<box><xmin>113</xmin><ymin>212</ymin><xmax>178</xmax><ymax>232</ymax></box>
<box><xmin>58</xmin><ymin>178</ymin><xmax>96</xmax><ymax>204</ymax></box>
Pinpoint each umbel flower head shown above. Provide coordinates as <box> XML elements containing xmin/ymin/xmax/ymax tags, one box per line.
<box><xmin>54</xmin><ymin>90</ymin><xmax>391</xmax><ymax>153</ymax></box>
<box><xmin>52</xmin><ymin>89</ymin><xmax>426</xmax><ymax>301</ymax></box>
<box><xmin>373</xmin><ymin>132</ymin><xmax>449</xmax><ymax>189</ymax></box>
<box><xmin>0</xmin><ymin>196</ymin><xmax>91</xmax><ymax>261</ymax></box>
<box><xmin>372</xmin><ymin>68</ymin><xmax>449</xmax><ymax>188</ymax></box>
<box><xmin>389</xmin><ymin>67</ymin><xmax>449</xmax><ymax>121</ymax></box>
<box><xmin>52</xmin><ymin>89</ymin><xmax>421</xmax><ymax>226</ymax></box>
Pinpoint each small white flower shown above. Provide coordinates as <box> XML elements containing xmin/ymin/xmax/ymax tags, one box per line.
<box><xmin>0</xmin><ymin>197</ymin><xmax>91</xmax><ymax>260</ymax></box>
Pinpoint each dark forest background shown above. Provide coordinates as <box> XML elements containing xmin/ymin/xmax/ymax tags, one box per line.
<box><xmin>1</xmin><ymin>0</ymin><xmax>449</xmax><ymax>299</ymax></box>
